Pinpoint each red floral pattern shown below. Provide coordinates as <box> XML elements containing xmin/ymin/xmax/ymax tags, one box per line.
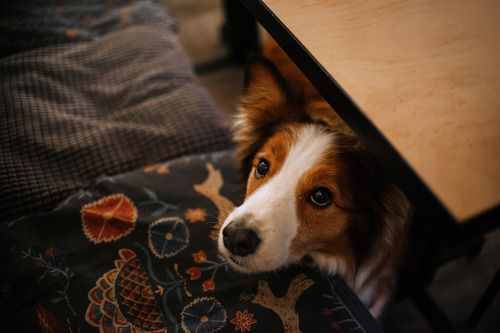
<box><xmin>192</xmin><ymin>250</ymin><xmax>207</xmax><ymax>263</ymax></box>
<box><xmin>81</xmin><ymin>194</ymin><xmax>137</xmax><ymax>244</ymax></box>
<box><xmin>186</xmin><ymin>267</ymin><xmax>201</xmax><ymax>280</ymax></box>
<box><xmin>202</xmin><ymin>279</ymin><xmax>215</xmax><ymax>292</ymax></box>
<box><xmin>230</xmin><ymin>310</ymin><xmax>257</xmax><ymax>332</ymax></box>
<box><xmin>185</xmin><ymin>208</ymin><xmax>206</xmax><ymax>223</ymax></box>
<box><xmin>332</xmin><ymin>321</ymin><xmax>341</xmax><ymax>330</ymax></box>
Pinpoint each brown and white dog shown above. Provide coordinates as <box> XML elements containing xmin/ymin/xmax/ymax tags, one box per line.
<box><xmin>217</xmin><ymin>40</ymin><xmax>410</xmax><ymax>318</ymax></box>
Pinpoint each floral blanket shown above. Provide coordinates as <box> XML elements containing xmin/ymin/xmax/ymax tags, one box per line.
<box><xmin>0</xmin><ymin>151</ymin><xmax>382</xmax><ymax>333</ymax></box>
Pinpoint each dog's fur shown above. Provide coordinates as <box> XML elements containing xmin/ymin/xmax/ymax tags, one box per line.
<box><xmin>218</xmin><ymin>39</ymin><xmax>410</xmax><ymax>318</ymax></box>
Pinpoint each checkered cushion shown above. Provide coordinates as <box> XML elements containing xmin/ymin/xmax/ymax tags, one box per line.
<box><xmin>0</xmin><ymin>24</ymin><xmax>232</xmax><ymax>222</ymax></box>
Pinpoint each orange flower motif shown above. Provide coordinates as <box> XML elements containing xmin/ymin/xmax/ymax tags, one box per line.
<box><xmin>185</xmin><ymin>208</ymin><xmax>206</xmax><ymax>223</ymax></box>
<box><xmin>44</xmin><ymin>247</ymin><xmax>53</xmax><ymax>256</ymax></box>
<box><xmin>157</xmin><ymin>165</ymin><xmax>170</xmax><ymax>174</ymax></box>
<box><xmin>66</xmin><ymin>29</ymin><xmax>78</xmax><ymax>39</ymax></box>
<box><xmin>192</xmin><ymin>251</ymin><xmax>207</xmax><ymax>264</ymax></box>
<box><xmin>81</xmin><ymin>194</ymin><xmax>137</xmax><ymax>244</ymax></box>
<box><xmin>230</xmin><ymin>310</ymin><xmax>257</xmax><ymax>332</ymax></box>
<box><xmin>144</xmin><ymin>165</ymin><xmax>155</xmax><ymax>173</ymax></box>
<box><xmin>186</xmin><ymin>267</ymin><xmax>201</xmax><ymax>280</ymax></box>
<box><xmin>202</xmin><ymin>279</ymin><xmax>215</xmax><ymax>292</ymax></box>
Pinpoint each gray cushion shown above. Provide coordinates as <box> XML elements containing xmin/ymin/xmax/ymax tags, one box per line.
<box><xmin>0</xmin><ymin>24</ymin><xmax>232</xmax><ymax>222</ymax></box>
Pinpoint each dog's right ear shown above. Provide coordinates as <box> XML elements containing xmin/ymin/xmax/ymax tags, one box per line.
<box><xmin>241</xmin><ymin>55</ymin><xmax>289</xmax><ymax>113</ymax></box>
<box><xmin>234</xmin><ymin>56</ymin><xmax>306</xmax><ymax>178</ymax></box>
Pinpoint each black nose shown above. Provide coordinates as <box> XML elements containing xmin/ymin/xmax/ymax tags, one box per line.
<box><xmin>222</xmin><ymin>222</ymin><xmax>261</xmax><ymax>257</ymax></box>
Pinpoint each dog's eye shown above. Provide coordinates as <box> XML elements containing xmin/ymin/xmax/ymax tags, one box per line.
<box><xmin>310</xmin><ymin>188</ymin><xmax>332</xmax><ymax>207</ymax></box>
<box><xmin>255</xmin><ymin>159</ymin><xmax>269</xmax><ymax>178</ymax></box>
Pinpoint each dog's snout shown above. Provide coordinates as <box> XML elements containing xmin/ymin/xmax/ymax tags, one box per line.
<box><xmin>222</xmin><ymin>222</ymin><xmax>260</xmax><ymax>257</ymax></box>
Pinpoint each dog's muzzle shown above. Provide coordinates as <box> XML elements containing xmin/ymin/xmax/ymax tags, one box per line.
<box><xmin>222</xmin><ymin>221</ymin><xmax>261</xmax><ymax>257</ymax></box>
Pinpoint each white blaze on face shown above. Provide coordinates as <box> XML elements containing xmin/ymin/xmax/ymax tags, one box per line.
<box><xmin>219</xmin><ymin>124</ymin><xmax>335</xmax><ymax>272</ymax></box>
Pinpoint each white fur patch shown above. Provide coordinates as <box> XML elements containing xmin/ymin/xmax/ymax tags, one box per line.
<box><xmin>219</xmin><ymin>124</ymin><xmax>335</xmax><ymax>272</ymax></box>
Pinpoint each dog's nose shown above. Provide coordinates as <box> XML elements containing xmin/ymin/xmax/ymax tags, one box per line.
<box><xmin>222</xmin><ymin>222</ymin><xmax>260</xmax><ymax>257</ymax></box>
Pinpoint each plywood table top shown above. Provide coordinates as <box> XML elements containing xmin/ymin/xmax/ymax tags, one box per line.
<box><xmin>256</xmin><ymin>0</ymin><xmax>500</xmax><ymax>222</ymax></box>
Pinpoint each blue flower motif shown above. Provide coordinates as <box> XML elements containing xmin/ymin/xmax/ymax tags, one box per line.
<box><xmin>148</xmin><ymin>217</ymin><xmax>189</xmax><ymax>258</ymax></box>
<box><xmin>181</xmin><ymin>297</ymin><xmax>226</xmax><ymax>333</ymax></box>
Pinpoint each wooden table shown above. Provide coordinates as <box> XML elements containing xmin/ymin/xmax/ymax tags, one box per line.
<box><xmin>239</xmin><ymin>0</ymin><xmax>500</xmax><ymax>330</ymax></box>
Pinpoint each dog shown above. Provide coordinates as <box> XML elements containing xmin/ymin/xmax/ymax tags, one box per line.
<box><xmin>217</xmin><ymin>39</ymin><xmax>411</xmax><ymax>318</ymax></box>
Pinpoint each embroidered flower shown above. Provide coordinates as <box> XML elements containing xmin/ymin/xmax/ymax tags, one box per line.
<box><xmin>157</xmin><ymin>165</ymin><xmax>170</xmax><ymax>174</ymax></box>
<box><xmin>193</xmin><ymin>251</ymin><xmax>207</xmax><ymax>263</ymax></box>
<box><xmin>202</xmin><ymin>279</ymin><xmax>215</xmax><ymax>292</ymax></box>
<box><xmin>322</xmin><ymin>308</ymin><xmax>332</xmax><ymax>316</ymax></box>
<box><xmin>181</xmin><ymin>297</ymin><xmax>226</xmax><ymax>333</ymax></box>
<box><xmin>148</xmin><ymin>217</ymin><xmax>189</xmax><ymax>258</ymax></box>
<box><xmin>81</xmin><ymin>194</ymin><xmax>137</xmax><ymax>244</ymax></box>
<box><xmin>86</xmin><ymin>249</ymin><xmax>166</xmax><ymax>332</ymax></box>
<box><xmin>44</xmin><ymin>247</ymin><xmax>53</xmax><ymax>256</ymax></box>
<box><xmin>66</xmin><ymin>29</ymin><xmax>78</xmax><ymax>39</ymax></box>
<box><xmin>186</xmin><ymin>267</ymin><xmax>201</xmax><ymax>280</ymax></box>
<box><xmin>230</xmin><ymin>310</ymin><xmax>257</xmax><ymax>332</ymax></box>
<box><xmin>331</xmin><ymin>321</ymin><xmax>341</xmax><ymax>330</ymax></box>
<box><xmin>185</xmin><ymin>208</ymin><xmax>207</xmax><ymax>223</ymax></box>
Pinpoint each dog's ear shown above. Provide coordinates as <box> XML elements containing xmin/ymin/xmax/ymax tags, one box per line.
<box><xmin>306</xmin><ymin>101</ymin><xmax>344</xmax><ymax>129</ymax></box>
<box><xmin>342</xmin><ymin>144</ymin><xmax>410</xmax><ymax>270</ymax></box>
<box><xmin>241</xmin><ymin>56</ymin><xmax>288</xmax><ymax>113</ymax></box>
<box><xmin>240</xmin><ymin>56</ymin><xmax>306</xmax><ymax>124</ymax></box>
<box><xmin>234</xmin><ymin>56</ymin><xmax>307</xmax><ymax>177</ymax></box>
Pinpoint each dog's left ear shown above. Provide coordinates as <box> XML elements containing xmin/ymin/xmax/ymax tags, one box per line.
<box><xmin>242</xmin><ymin>55</ymin><xmax>289</xmax><ymax>112</ymax></box>
<box><xmin>240</xmin><ymin>55</ymin><xmax>307</xmax><ymax>124</ymax></box>
<box><xmin>234</xmin><ymin>56</ymin><xmax>307</xmax><ymax>177</ymax></box>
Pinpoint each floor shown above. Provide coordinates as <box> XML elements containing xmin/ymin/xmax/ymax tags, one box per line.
<box><xmin>165</xmin><ymin>1</ymin><xmax>500</xmax><ymax>332</ymax></box>
<box><xmin>164</xmin><ymin>0</ymin><xmax>244</xmax><ymax>126</ymax></box>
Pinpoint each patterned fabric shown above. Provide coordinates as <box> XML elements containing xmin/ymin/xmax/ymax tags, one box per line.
<box><xmin>0</xmin><ymin>151</ymin><xmax>383</xmax><ymax>332</ymax></box>
<box><xmin>0</xmin><ymin>22</ymin><xmax>232</xmax><ymax>222</ymax></box>
<box><xmin>0</xmin><ymin>0</ymin><xmax>176</xmax><ymax>58</ymax></box>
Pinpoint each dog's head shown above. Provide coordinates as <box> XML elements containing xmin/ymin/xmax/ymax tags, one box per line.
<box><xmin>218</xmin><ymin>57</ymin><xmax>409</xmax><ymax>280</ymax></box>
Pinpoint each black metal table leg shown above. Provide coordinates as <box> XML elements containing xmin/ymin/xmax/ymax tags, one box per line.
<box><xmin>411</xmin><ymin>288</ymin><xmax>458</xmax><ymax>333</ymax></box>
<box><xmin>222</xmin><ymin>0</ymin><xmax>259</xmax><ymax>63</ymax></box>
<box><xmin>466</xmin><ymin>267</ymin><xmax>500</xmax><ymax>328</ymax></box>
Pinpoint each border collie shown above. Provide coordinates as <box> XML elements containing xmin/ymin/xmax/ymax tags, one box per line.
<box><xmin>218</xmin><ymin>40</ymin><xmax>410</xmax><ymax>318</ymax></box>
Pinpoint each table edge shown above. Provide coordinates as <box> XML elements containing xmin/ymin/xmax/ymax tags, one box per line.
<box><xmin>240</xmin><ymin>0</ymin><xmax>461</xmax><ymax>225</ymax></box>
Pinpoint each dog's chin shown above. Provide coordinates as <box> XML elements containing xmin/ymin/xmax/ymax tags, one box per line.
<box><xmin>219</xmin><ymin>249</ymin><xmax>291</xmax><ymax>274</ymax></box>
<box><xmin>223</xmin><ymin>255</ymin><xmax>260</xmax><ymax>274</ymax></box>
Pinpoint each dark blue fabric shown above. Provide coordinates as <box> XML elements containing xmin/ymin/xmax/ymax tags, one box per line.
<box><xmin>0</xmin><ymin>151</ymin><xmax>382</xmax><ymax>332</ymax></box>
